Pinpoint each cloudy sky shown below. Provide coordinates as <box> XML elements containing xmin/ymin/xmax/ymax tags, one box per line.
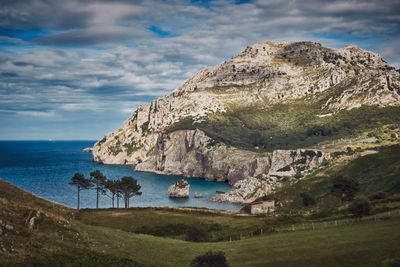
<box><xmin>1</xmin><ymin>0</ymin><xmax>399</xmax><ymax>140</ymax></box>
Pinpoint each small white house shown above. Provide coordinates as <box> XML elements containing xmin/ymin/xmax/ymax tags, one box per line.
<box><xmin>250</xmin><ymin>200</ymin><xmax>275</xmax><ymax>215</ymax></box>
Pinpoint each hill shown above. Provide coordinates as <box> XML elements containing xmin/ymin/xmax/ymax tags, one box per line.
<box><xmin>1</xmin><ymin>177</ymin><xmax>400</xmax><ymax>266</ymax></box>
<box><xmin>91</xmin><ymin>40</ymin><xmax>400</xmax><ymax>203</ymax></box>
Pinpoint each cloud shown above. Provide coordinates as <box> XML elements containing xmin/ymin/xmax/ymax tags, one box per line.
<box><xmin>15</xmin><ymin>110</ymin><xmax>56</xmax><ymax>117</ymax></box>
<box><xmin>34</xmin><ymin>26</ymin><xmax>147</xmax><ymax>46</ymax></box>
<box><xmin>0</xmin><ymin>0</ymin><xmax>400</xmax><ymax>139</ymax></box>
<box><xmin>0</xmin><ymin>36</ymin><xmax>26</xmax><ymax>44</ymax></box>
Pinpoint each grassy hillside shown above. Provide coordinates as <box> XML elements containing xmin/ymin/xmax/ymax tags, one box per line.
<box><xmin>1</xmin><ymin>176</ymin><xmax>400</xmax><ymax>266</ymax></box>
<box><xmin>262</xmin><ymin>144</ymin><xmax>400</xmax><ymax>214</ymax></box>
<box><xmin>0</xmin><ymin>178</ymin><xmax>142</xmax><ymax>266</ymax></box>
<box><xmin>166</xmin><ymin>104</ymin><xmax>400</xmax><ymax>151</ymax></box>
<box><xmin>76</xmin><ymin>218</ymin><xmax>400</xmax><ymax>267</ymax></box>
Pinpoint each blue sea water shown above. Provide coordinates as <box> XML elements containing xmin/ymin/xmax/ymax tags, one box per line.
<box><xmin>0</xmin><ymin>141</ymin><xmax>241</xmax><ymax>211</ymax></box>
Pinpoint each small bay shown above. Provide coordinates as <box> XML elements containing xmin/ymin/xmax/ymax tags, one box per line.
<box><xmin>0</xmin><ymin>141</ymin><xmax>241</xmax><ymax>211</ymax></box>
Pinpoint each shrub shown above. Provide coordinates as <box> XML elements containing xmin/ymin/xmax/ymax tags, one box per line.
<box><xmin>277</xmin><ymin>165</ymin><xmax>291</xmax><ymax>172</ymax></box>
<box><xmin>348</xmin><ymin>195</ymin><xmax>371</xmax><ymax>219</ymax></box>
<box><xmin>331</xmin><ymin>176</ymin><xmax>359</xmax><ymax>201</ymax></box>
<box><xmin>369</xmin><ymin>191</ymin><xmax>387</xmax><ymax>200</ymax></box>
<box><xmin>186</xmin><ymin>223</ymin><xmax>209</xmax><ymax>242</ymax></box>
<box><xmin>175</xmin><ymin>179</ymin><xmax>189</xmax><ymax>189</ymax></box>
<box><xmin>191</xmin><ymin>251</ymin><xmax>229</xmax><ymax>267</ymax></box>
<box><xmin>382</xmin><ymin>258</ymin><xmax>400</xmax><ymax>267</ymax></box>
<box><xmin>300</xmin><ymin>192</ymin><xmax>316</xmax><ymax>207</ymax></box>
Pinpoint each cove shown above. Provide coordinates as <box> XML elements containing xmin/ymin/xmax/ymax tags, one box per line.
<box><xmin>0</xmin><ymin>141</ymin><xmax>241</xmax><ymax>211</ymax></box>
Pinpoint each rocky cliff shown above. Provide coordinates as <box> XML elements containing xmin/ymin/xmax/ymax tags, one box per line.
<box><xmin>135</xmin><ymin>129</ymin><xmax>329</xmax><ymax>203</ymax></box>
<box><xmin>93</xmin><ymin>40</ymin><xmax>400</xmax><ymax>203</ymax></box>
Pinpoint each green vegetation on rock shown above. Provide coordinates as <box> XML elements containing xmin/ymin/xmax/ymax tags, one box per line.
<box><xmin>263</xmin><ymin>144</ymin><xmax>400</xmax><ymax>213</ymax></box>
<box><xmin>174</xmin><ymin>179</ymin><xmax>189</xmax><ymax>189</ymax></box>
<box><xmin>165</xmin><ymin>104</ymin><xmax>400</xmax><ymax>151</ymax></box>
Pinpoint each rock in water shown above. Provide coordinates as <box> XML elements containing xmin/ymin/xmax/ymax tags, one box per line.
<box><xmin>82</xmin><ymin>147</ymin><xmax>93</xmax><ymax>152</ymax></box>
<box><xmin>169</xmin><ymin>179</ymin><xmax>190</xmax><ymax>198</ymax></box>
<box><xmin>194</xmin><ymin>192</ymin><xmax>203</xmax><ymax>198</ymax></box>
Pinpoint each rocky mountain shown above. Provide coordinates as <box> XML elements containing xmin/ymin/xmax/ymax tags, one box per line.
<box><xmin>93</xmin><ymin>40</ymin><xmax>400</xmax><ymax>203</ymax></box>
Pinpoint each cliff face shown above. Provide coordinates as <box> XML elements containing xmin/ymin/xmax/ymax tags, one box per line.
<box><xmin>92</xmin><ymin>40</ymin><xmax>400</xmax><ymax>203</ymax></box>
<box><xmin>134</xmin><ymin>129</ymin><xmax>329</xmax><ymax>203</ymax></box>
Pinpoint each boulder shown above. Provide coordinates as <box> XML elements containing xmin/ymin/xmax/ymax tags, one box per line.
<box><xmin>194</xmin><ymin>193</ymin><xmax>203</xmax><ymax>198</ymax></box>
<box><xmin>82</xmin><ymin>147</ymin><xmax>93</xmax><ymax>152</ymax></box>
<box><xmin>169</xmin><ymin>179</ymin><xmax>190</xmax><ymax>198</ymax></box>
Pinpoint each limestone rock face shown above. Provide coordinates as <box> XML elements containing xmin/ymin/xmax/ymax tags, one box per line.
<box><xmin>211</xmin><ymin>177</ymin><xmax>274</xmax><ymax>204</ymax></box>
<box><xmin>92</xmin><ymin>40</ymin><xmax>399</xmax><ymax>203</ymax></box>
<box><xmin>135</xmin><ymin>129</ymin><xmax>272</xmax><ymax>184</ymax></box>
<box><xmin>93</xmin><ymin>40</ymin><xmax>400</xmax><ymax>166</ymax></box>
<box><xmin>169</xmin><ymin>179</ymin><xmax>190</xmax><ymax>198</ymax></box>
<box><xmin>211</xmin><ymin>149</ymin><xmax>330</xmax><ymax>203</ymax></box>
<box><xmin>136</xmin><ymin>129</ymin><xmax>328</xmax><ymax>185</ymax></box>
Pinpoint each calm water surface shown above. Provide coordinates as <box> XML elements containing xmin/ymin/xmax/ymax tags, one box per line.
<box><xmin>0</xmin><ymin>141</ymin><xmax>241</xmax><ymax>211</ymax></box>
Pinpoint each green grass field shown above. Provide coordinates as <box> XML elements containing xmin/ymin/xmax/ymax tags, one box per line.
<box><xmin>75</xmin><ymin>217</ymin><xmax>400</xmax><ymax>267</ymax></box>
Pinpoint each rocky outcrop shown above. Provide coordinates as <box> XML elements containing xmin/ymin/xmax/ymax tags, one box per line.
<box><xmin>211</xmin><ymin>177</ymin><xmax>275</xmax><ymax>204</ymax></box>
<box><xmin>82</xmin><ymin>147</ymin><xmax>92</xmax><ymax>152</ymax></box>
<box><xmin>169</xmin><ymin>179</ymin><xmax>190</xmax><ymax>198</ymax></box>
<box><xmin>92</xmin><ymin>40</ymin><xmax>399</xmax><ymax>203</ymax></box>
<box><xmin>136</xmin><ymin>129</ymin><xmax>329</xmax><ymax>185</ymax></box>
<box><xmin>135</xmin><ymin>128</ymin><xmax>329</xmax><ymax>203</ymax></box>
<box><xmin>212</xmin><ymin>149</ymin><xmax>330</xmax><ymax>203</ymax></box>
<box><xmin>26</xmin><ymin>210</ymin><xmax>41</xmax><ymax>230</ymax></box>
<box><xmin>93</xmin><ymin>40</ymin><xmax>400</xmax><ymax>166</ymax></box>
<box><xmin>135</xmin><ymin>129</ymin><xmax>271</xmax><ymax>184</ymax></box>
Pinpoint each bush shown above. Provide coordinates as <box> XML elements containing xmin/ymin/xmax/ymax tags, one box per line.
<box><xmin>300</xmin><ymin>192</ymin><xmax>316</xmax><ymax>207</ymax></box>
<box><xmin>382</xmin><ymin>258</ymin><xmax>400</xmax><ymax>267</ymax></box>
<box><xmin>191</xmin><ymin>251</ymin><xmax>229</xmax><ymax>267</ymax></box>
<box><xmin>186</xmin><ymin>223</ymin><xmax>209</xmax><ymax>242</ymax></box>
<box><xmin>331</xmin><ymin>176</ymin><xmax>359</xmax><ymax>201</ymax></box>
<box><xmin>369</xmin><ymin>191</ymin><xmax>387</xmax><ymax>200</ymax></box>
<box><xmin>349</xmin><ymin>195</ymin><xmax>371</xmax><ymax>219</ymax></box>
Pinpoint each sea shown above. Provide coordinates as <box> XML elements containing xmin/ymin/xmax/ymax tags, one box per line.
<box><xmin>0</xmin><ymin>141</ymin><xmax>241</xmax><ymax>211</ymax></box>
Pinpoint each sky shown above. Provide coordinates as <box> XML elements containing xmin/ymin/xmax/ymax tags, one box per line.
<box><xmin>0</xmin><ymin>0</ymin><xmax>399</xmax><ymax>140</ymax></box>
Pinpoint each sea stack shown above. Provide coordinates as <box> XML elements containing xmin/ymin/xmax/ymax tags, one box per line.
<box><xmin>169</xmin><ymin>179</ymin><xmax>190</xmax><ymax>198</ymax></box>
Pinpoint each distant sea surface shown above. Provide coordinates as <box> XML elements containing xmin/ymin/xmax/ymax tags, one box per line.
<box><xmin>0</xmin><ymin>141</ymin><xmax>241</xmax><ymax>211</ymax></box>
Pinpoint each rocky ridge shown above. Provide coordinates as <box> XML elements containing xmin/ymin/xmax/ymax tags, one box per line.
<box><xmin>93</xmin><ymin>40</ymin><xmax>400</xmax><ymax>203</ymax></box>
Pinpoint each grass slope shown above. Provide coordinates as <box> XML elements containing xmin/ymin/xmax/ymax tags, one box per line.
<box><xmin>0</xmin><ymin>178</ymin><xmax>142</xmax><ymax>266</ymax></box>
<box><xmin>166</xmin><ymin>104</ymin><xmax>400</xmax><ymax>151</ymax></box>
<box><xmin>266</xmin><ymin>144</ymin><xmax>400</xmax><ymax>212</ymax></box>
<box><xmin>76</xmin><ymin>218</ymin><xmax>400</xmax><ymax>267</ymax></box>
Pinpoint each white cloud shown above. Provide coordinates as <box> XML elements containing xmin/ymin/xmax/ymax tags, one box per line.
<box><xmin>1</xmin><ymin>0</ymin><xmax>399</xmax><ymax>139</ymax></box>
<box><xmin>15</xmin><ymin>110</ymin><xmax>56</xmax><ymax>117</ymax></box>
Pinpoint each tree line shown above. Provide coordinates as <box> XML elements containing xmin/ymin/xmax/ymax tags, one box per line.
<box><xmin>69</xmin><ymin>170</ymin><xmax>142</xmax><ymax>210</ymax></box>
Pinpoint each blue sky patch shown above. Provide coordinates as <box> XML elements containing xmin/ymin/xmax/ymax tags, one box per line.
<box><xmin>149</xmin><ymin>26</ymin><xmax>173</xmax><ymax>38</ymax></box>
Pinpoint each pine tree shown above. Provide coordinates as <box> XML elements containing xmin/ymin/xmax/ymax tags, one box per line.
<box><xmin>69</xmin><ymin>173</ymin><xmax>92</xmax><ymax>210</ymax></box>
<box><xmin>90</xmin><ymin>170</ymin><xmax>107</xmax><ymax>209</ymax></box>
<box><xmin>104</xmin><ymin>179</ymin><xmax>120</xmax><ymax>208</ymax></box>
<box><xmin>120</xmin><ymin>176</ymin><xmax>142</xmax><ymax>208</ymax></box>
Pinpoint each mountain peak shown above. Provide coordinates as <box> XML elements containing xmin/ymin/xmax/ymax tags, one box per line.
<box><xmin>93</xmin><ymin>40</ymin><xmax>400</xmax><ymax>165</ymax></box>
